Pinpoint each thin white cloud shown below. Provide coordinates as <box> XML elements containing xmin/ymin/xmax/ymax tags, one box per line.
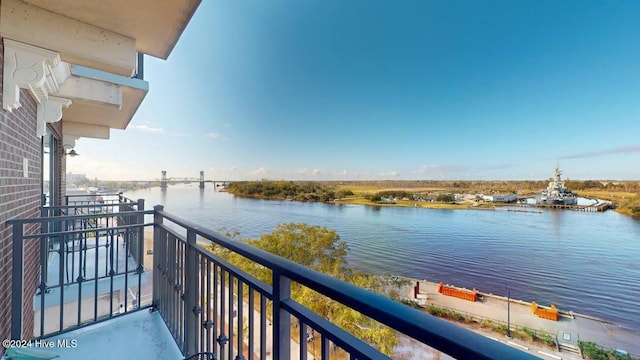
<box><xmin>67</xmin><ymin>156</ymin><xmax>157</xmax><ymax>181</ymax></box>
<box><xmin>204</xmin><ymin>132</ymin><xmax>226</xmax><ymax>140</ymax></box>
<box><xmin>130</xmin><ymin>124</ymin><xmax>163</xmax><ymax>133</ymax></box>
<box><xmin>295</xmin><ymin>168</ymin><xmax>323</xmax><ymax>176</ymax></box>
<box><xmin>250</xmin><ymin>167</ymin><xmax>268</xmax><ymax>176</ymax></box>
<box><xmin>558</xmin><ymin>145</ymin><xmax>640</xmax><ymax>160</ymax></box>
<box><xmin>416</xmin><ymin>165</ymin><xmax>469</xmax><ymax>173</ymax></box>
<box><xmin>481</xmin><ymin>163</ymin><xmax>515</xmax><ymax>170</ymax></box>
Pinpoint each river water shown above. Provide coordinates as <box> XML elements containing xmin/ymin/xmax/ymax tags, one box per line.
<box><xmin>125</xmin><ymin>185</ymin><xmax>640</xmax><ymax>331</ymax></box>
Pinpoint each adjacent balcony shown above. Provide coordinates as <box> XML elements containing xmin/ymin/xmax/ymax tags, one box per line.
<box><xmin>5</xmin><ymin>194</ymin><xmax>536</xmax><ymax>359</ymax></box>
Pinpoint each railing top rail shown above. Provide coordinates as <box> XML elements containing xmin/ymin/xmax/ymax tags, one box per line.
<box><xmin>44</xmin><ymin>201</ymin><xmax>138</xmax><ymax>210</ymax></box>
<box><xmin>65</xmin><ymin>193</ymin><xmax>124</xmax><ymax>197</ymax></box>
<box><xmin>20</xmin><ymin>222</ymin><xmax>154</xmax><ymax>240</ymax></box>
<box><xmin>7</xmin><ymin>209</ymin><xmax>153</xmax><ymax>225</ymax></box>
<box><xmin>156</xmin><ymin>207</ymin><xmax>537</xmax><ymax>360</ymax></box>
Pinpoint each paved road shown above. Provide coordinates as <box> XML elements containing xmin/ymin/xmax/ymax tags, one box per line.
<box><xmin>412</xmin><ymin>279</ymin><xmax>639</xmax><ymax>359</ymax></box>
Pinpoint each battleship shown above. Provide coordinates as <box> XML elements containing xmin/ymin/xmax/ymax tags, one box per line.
<box><xmin>536</xmin><ymin>165</ymin><xmax>578</xmax><ymax>205</ymax></box>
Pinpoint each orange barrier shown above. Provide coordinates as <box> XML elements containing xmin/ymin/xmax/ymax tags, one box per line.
<box><xmin>438</xmin><ymin>282</ymin><xmax>478</xmax><ymax>302</ymax></box>
<box><xmin>531</xmin><ymin>301</ymin><xmax>559</xmax><ymax>321</ymax></box>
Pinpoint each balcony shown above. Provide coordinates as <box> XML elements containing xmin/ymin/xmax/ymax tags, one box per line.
<box><xmin>5</xmin><ymin>195</ymin><xmax>537</xmax><ymax>360</ymax></box>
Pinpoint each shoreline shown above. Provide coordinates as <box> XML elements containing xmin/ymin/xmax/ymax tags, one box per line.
<box><xmin>334</xmin><ymin>197</ymin><xmax>508</xmax><ymax>211</ymax></box>
<box><xmin>229</xmin><ymin>192</ymin><xmax>626</xmax><ymax>216</ymax></box>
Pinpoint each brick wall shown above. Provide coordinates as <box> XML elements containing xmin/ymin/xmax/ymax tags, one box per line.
<box><xmin>0</xmin><ymin>36</ymin><xmax>47</xmax><ymax>347</ymax></box>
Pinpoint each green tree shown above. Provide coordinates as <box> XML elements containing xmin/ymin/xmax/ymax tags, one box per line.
<box><xmin>436</xmin><ymin>194</ymin><xmax>455</xmax><ymax>202</ymax></box>
<box><xmin>226</xmin><ymin>181</ymin><xmax>342</xmax><ymax>202</ymax></box>
<box><xmin>209</xmin><ymin>223</ymin><xmax>398</xmax><ymax>356</ymax></box>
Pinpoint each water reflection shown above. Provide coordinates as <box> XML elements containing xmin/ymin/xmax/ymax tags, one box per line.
<box><xmin>549</xmin><ymin>210</ymin><xmax>565</xmax><ymax>238</ymax></box>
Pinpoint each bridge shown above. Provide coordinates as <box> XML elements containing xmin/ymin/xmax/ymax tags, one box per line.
<box><xmin>157</xmin><ymin>170</ymin><xmax>232</xmax><ymax>189</ymax></box>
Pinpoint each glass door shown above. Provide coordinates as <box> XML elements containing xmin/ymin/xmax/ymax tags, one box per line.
<box><xmin>42</xmin><ymin>130</ymin><xmax>58</xmax><ymax>209</ymax></box>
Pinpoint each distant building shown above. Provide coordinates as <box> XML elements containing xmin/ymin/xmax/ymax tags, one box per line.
<box><xmin>66</xmin><ymin>172</ymin><xmax>87</xmax><ymax>185</ymax></box>
<box><xmin>483</xmin><ymin>194</ymin><xmax>517</xmax><ymax>203</ymax></box>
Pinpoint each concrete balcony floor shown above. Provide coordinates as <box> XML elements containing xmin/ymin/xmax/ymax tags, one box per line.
<box><xmin>34</xmin><ymin>310</ymin><xmax>181</xmax><ymax>360</ymax></box>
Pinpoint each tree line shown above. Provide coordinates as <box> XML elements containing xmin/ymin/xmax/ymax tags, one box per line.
<box><xmin>321</xmin><ymin>180</ymin><xmax>640</xmax><ymax>193</ymax></box>
<box><xmin>226</xmin><ymin>180</ymin><xmax>353</xmax><ymax>202</ymax></box>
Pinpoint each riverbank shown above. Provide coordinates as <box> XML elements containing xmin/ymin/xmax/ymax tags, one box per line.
<box><xmin>336</xmin><ymin>182</ymin><xmax>639</xmax><ymax>218</ymax></box>
<box><xmin>401</xmin><ymin>278</ymin><xmax>640</xmax><ymax>358</ymax></box>
<box><xmin>333</xmin><ymin>196</ymin><xmax>507</xmax><ymax>210</ymax></box>
<box><xmin>576</xmin><ymin>190</ymin><xmax>640</xmax><ymax>218</ymax></box>
<box><xmin>223</xmin><ymin>180</ymin><xmax>640</xmax><ymax>218</ymax></box>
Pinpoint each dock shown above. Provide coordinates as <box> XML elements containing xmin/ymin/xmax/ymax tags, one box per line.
<box><xmin>516</xmin><ymin>202</ymin><xmax>614</xmax><ymax>212</ymax></box>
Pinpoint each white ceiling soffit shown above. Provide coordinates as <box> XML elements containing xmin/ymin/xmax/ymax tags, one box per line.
<box><xmin>22</xmin><ymin>0</ymin><xmax>202</xmax><ymax>60</ymax></box>
<box><xmin>2</xmin><ymin>39</ymin><xmax>148</xmax><ymax>140</ymax></box>
<box><xmin>64</xmin><ymin>65</ymin><xmax>148</xmax><ymax>131</ymax></box>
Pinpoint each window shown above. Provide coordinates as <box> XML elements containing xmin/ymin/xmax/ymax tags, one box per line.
<box><xmin>42</xmin><ymin>129</ymin><xmax>58</xmax><ymax>208</ymax></box>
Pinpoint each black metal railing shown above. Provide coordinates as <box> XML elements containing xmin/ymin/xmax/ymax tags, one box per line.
<box><xmin>9</xmin><ymin>201</ymin><xmax>538</xmax><ymax>359</ymax></box>
<box><xmin>9</xmin><ymin>195</ymin><xmax>151</xmax><ymax>339</ymax></box>
<box><xmin>152</xmin><ymin>205</ymin><xmax>537</xmax><ymax>360</ymax></box>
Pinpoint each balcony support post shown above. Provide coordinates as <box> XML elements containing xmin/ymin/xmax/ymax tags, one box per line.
<box><xmin>273</xmin><ymin>273</ymin><xmax>291</xmax><ymax>359</ymax></box>
<box><xmin>184</xmin><ymin>226</ymin><xmax>198</xmax><ymax>357</ymax></box>
<box><xmin>152</xmin><ymin>205</ymin><xmax>164</xmax><ymax>310</ymax></box>
<box><xmin>136</xmin><ymin>198</ymin><xmax>145</xmax><ymax>269</ymax></box>
<box><xmin>11</xmin><ymin>222</ymin><xmax>25</xmax><ymax>339</ymax></box>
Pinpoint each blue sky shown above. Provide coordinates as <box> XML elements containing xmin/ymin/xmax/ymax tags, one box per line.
<box><xmin>68</xmin><ymin>0</ymin><xmax>640</xmax><ymax>181</ymax></box>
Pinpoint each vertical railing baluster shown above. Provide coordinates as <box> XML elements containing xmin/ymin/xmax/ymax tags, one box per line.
<box><xmin>105</xmin><ymin>222</ymin><xmax>113</xmax><ymax>276</ymax></box>
<box><xmin>11</xmin><ymin>222</ymin><xmax>25</xmax><ymax>339</ymax></box>
<box><xmin>169</xmin><ymin>232</ymin><xmax>175</xmax><ymax>336</ymax></box>
<box><xmin>322</xmin><ymin>336</ymin><xmax>330</xmax><ymax>359</ymax></box>
<box><xmin>162</xmin><ymin>228</ymin><xmax>169</xmax><ymax>323</ymax></box>
<box><xmin>137</xmin><ymin>199</ymin><xmax>145</xmax><ymax>270</ymax></box>
<box><xmin>174</xmin><ymin>235</ymin><xmax>180</xmax><ymax>341</ymax></box>
<box><xmin>273</xmin><ymin>273</ymin><xmax>291</xmax><ymax>359</ymax></box>
<box><xmin>171</xmin><ymin>234</ymin><xmax>178</xmax><ymax>341</ymax></box>
<box><xmin>70</xmin><ymin>215</ymin><xmax>75</xmax><ymax>286</ymax></box>
<box><xmin>260</xmin><ymin>296</ymin><xmax>266</xmax><ymax>359</ymax></box>
<box><xmin>212</xmin><ymin>264</ymin><xmax>218</xmax><ymax>356</ymax></box>
<box><xmin>58</xmin><ymin>221</ymin><xmax>65</xmax><ymax>333</ymax></box>
<box><xmin>115</xmin><ymin>227</ymin><xmax>120</xmax><ymax>279</ymax></box>
<box><xmin>185</xmin><ymin>227</ymin><xmax>198</xmax><ymax>357</ymax></box>
<box><xmin>109</xmin><ymin>225</ymin><xmax>116</xmax><ymax>317</ymax></box>
<box><xmin>161</xmin><ymin>228</ymin><xmax>168</xmax><ymax>319</ymax></box>
<box><xmin>38</xmin><ymin>229</ymin><xmax>47</xmax><ymax>337</ymax></box>
<box><xmin>122</xmin><ymin>228</ymin><xmax>129</xmax><ymax>314</ymax></box>
<box><xmin>236</xmin><ymin>282</ymin><xmax>244</xmax><ymax>360</ymax></box>
<box><xmin>228</xmin><ymin>274</ymin><xmax>234</xmax><ymax>360</ymax></box>
<box><xmin>93</xmin><ymin>222</ymin><xmax>100</xmax><ymax>321</ymax></box>
<box><xmin>76</xmin><ymin>223</ymin><xmax>85</xmax><ymax>326</ymax></box>
<box><xmin>206</xmin><ymin>259</ymin><xmax>213</xmax><ymax>356</ymax></box>
<box><xmin>153</xmin><ymin>205</ymin><xmax>163</xmax><ymax>312</ymax></box>
<box><xmin>181</xmin><ymin>240</ymin><xmax>187</xmax><ymax>349</ymax></box>
<box><xmin>300</xmin><ymin>322</ymin><xmax>308</xmax><ymax>360</ymax></box>
<box><xmin>248</xmin><ymin>286</ymin><xmax>254</xmax><ymax>359</ymax></box>
<box><xmin>200</xmin><ymin>255</ymin><xmax>206</xmax><ymax>354</ymax></box>
<box><xmin>219</xmin><ymin>268</ymin><xmax>227</xmax><ymax>359</ymax></box>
